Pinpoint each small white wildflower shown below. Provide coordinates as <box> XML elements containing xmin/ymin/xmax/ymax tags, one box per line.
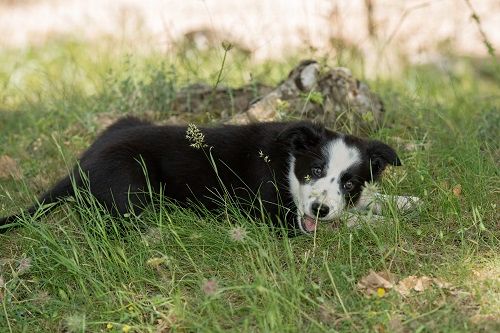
<box><xmin>363</xmin><ymin>181</ymin><xmax>380</xmax><ymax>195</ymax></box>
<box><xmin>221</xmin><ymin>41</ymin><xmax>233</xmax><ymax>51</ymax></box>
<box><xmin>17</xmin><ymin>257</ymin><xmax>32</xmax><ymax>275</ymax></box>
<box><xmin>258</xmin><ymin>150</ymin><xmax>271</xmax><ymax>163</ymax></box>
<box><xmin>190</xmin><ymin>232</ymin><xmax>202</xmax><ymax>239</ymax></box>
<box><xmin>64</xmin><ymin>313</ymin><xmax>86</xmax><ymax>333</ymax></box>
<box><xmin>142</xmin><ymin>227</ymin><xmax>163</xmax><ymax>246</ymax></box>
<box><xmin>229</xmin><ymin>226</ymin><xmax>247</xmax><ymax>242</ymax></box>
<box><xmin>202</xmin><ymin>279</ymin><xmax>219</xmax><ymax>296</ymax></box>
<box><xmin>304</xmin><ymin>174</ymin><xmax>311</xmax><ymax>183</ymax></box>
<box><xmin>146</xmin><ymin>256</ymin><xmax>171</xmax><ymax>269</ymax></box>
<box><xmin>35</xmin><ymin>291</ymin><xmax>50</xmax><ymax>305</ymax></box>
<box><xmin>186</xmin><ymin>123</ymin><xmax>207</xmax><ymax>149</ymax></box>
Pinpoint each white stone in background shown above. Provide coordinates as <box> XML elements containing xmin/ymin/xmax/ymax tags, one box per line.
<box><xmin>339</xmin><ymin>183</ymin><xmax>422</xmax><ymax>228</ymax></box>
<box><xmin>299</xmin><ymin>62</ymin><xmax>320</xmax><ymax>90</ymax></box>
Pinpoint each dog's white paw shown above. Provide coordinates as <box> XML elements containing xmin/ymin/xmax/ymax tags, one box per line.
<box><xmin>356</xmin><ymin>189</ymin><xmax>422</xmax><ymax>215</ymax></box>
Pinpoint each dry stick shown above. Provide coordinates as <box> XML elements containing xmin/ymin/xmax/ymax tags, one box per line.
<box><xmin>213</xmin><ymin>42</ymin><xmax>232</xmax><ymax>91</ymax></box>
<box><xmin>364</xmin><ymin>0</ymin><xmax>376</xmax><ymax>38</ymax></box>
<box><xmin>463</xmin><ymin>0</ymin><xmax>497</xmax><ymax>59</ymax></box>
<box><xmin>207</xmin><ymin>42</ymin><xmax>232</xmax><ymax>111</ymax></box>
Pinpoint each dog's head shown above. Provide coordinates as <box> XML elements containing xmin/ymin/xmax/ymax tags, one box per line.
<box><xmin>278</xmin><ymin>122</ymin><xmax>401</xmax><ymax>234</ymax></box>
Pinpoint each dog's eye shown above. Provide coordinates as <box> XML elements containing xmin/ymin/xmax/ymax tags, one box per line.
<box><xmin>343</xmin><ymin>180</ymin><xmax>354</xmax><ymax>191</ymax></box>
<box><xmin>311</xmin><ymin>166</ymin><xmax>323</xmax><ymax>178</ymax></box>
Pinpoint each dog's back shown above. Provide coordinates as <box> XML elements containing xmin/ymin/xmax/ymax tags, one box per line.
<box><xmin>0</xmin><ymin>119</ymin><xmax>296</xmax><ymax>231</ymax></box>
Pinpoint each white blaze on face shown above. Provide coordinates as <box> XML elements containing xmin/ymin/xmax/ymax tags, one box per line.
<box><xmin>288</xmin><ymin>138</ymin><xmax>361</xmax><ymax>226</ymax></box>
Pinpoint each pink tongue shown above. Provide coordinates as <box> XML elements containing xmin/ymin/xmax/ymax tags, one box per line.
<box><xmin>303</xmin><ymin>216</ymin><xmax>317</xmax><ymax>232</ymax></box>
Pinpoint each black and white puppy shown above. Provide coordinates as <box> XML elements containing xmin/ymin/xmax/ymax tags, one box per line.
<box><xmin>0</xmin><ymin>118</ymin><xmax>401</xmax><ymax>234</ymax></box>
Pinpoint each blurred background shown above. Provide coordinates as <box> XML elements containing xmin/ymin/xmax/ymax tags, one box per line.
<box><xmin>1</xmin><ymin>0</ymin><xmax>498</xmax><ymax>76</ymax></box>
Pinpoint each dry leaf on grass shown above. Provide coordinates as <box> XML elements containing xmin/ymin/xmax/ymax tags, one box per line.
<box><xmin>452</xmin><ymin>184</ymin><xmax>462</xmax><ymax>197</ymax></box>
<box><xmin>394</xmin><ymin>275</ymin><xmax>432</xmax><ymax>296</ymax></box>
<box><xmin>432</xmin><ymin>277</ymin><xmax>453</xmax><ymax>289</ymax></box>
<box><xmin>357</xmin><ymin>270</ymin><xmax>396</xmax><ymax>296</ymax></box>
<box><xmin>0</xmin><ymin>155</ymin><xmax>22</xmax><ymax>180</ymax></box>
<box><xmin>395</xmin><ymin>276</ymin><xmax>453</xmax><ymax>297</ymax></box>
<box><xmin>357</xmin><ymin>270</ymin><xmax>453</xmax><ymax>297</ymax></box>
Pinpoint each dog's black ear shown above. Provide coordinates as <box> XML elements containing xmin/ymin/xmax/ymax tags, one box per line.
<box><xmin>367</xmin><ymin>140</ymin><xmax>401</xmax><ymax>177</ymax></box>
<box><xmin>278</xmin><ymin>122</ymin><xmax>324</xmax><ymax>152</ymax></box>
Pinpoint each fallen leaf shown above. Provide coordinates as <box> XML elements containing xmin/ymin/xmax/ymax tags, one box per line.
<box><xmin>432</xmin><ymin>277</ymin><xmax>453</xmax><ymax>289</ymax></box>
<box><xmin>394</xmin><ymin>276</ymin><xmax>452</xmax><ymax>296</ymax></box>
<box><xmin>452</xmin><ymin>184</ymin><xmax>462</xmax><ymax>197</ymax></box>
<box><xmin>358</xmin><ymin>270</ymin><xmax>454</xmax><ymax>297</ymax></box>
<box><xmin>394</xmin><ymin>275</ymin><xmax>417</xmax><ymax>297</ymax></box>
<box><xmin>202</xmin><ymin>279</ymin><xmax>219</xmax><ymax>296</ymax></box>
<box><xmin>357</xmin><ymin>270</ymin><xmax>395</xmax><ymax>296</ymax></box>
<box><xmin>414</xmin><ymin>276</ymin><xmax>433</xmax><ymax>292</ymax></box>
<box><xmin>0</xmin><ymin>155</ymin><xmax>22</xmax><ymax>180</ymax></box>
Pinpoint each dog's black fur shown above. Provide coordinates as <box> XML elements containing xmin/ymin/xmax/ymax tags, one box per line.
<box><xmin>0</xmin><ymin>118</ymin><xmax>400</xmax><ymax>234</ymax></box>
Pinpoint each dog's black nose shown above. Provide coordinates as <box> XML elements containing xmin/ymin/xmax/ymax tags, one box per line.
<box><xmin>311</xmin><ymin>202</ymin><xmax>329</xmax><ymax>218</ymax></box>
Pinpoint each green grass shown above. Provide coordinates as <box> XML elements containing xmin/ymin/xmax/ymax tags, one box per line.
<box><xmin>0</xmin><ymin>38</ymin><xmax>499</xmax><ymax>332</ymax></box>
